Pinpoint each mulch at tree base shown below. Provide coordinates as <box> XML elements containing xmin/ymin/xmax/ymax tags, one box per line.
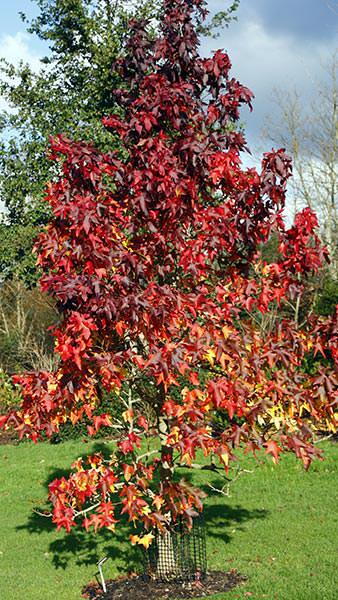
<box><xmin>82</xmin><ymin>570</ymin><xmax>247</xmax><ymax>600</ymax></box>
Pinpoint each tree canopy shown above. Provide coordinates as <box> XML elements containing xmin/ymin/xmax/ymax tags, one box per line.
<box><xmin>1</xmin><ymin>0</ymin><xmax>337</xmax><ymax>550</ymax></box>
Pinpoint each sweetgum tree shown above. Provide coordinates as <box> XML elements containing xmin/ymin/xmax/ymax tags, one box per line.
<box><xmin>1</xmin><ymin>0</ymin><xmax>337</xmax><ymax>554</ymax></box>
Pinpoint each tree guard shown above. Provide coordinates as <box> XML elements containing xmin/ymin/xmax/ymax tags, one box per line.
<box><xmin>143</xmin><ymin>515</ymin><xmax>207</xmax><ymax>582</ymax></box>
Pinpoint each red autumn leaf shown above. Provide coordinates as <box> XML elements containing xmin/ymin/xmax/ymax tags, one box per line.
<box><xmin>93</xmin><ymin>414</ymin><xmax>113</xmax><ymax>432</ymax></box>
<box><xmin>137</xmin><ymin>415</ymin><xmax>149</xmax><ymax>430</ymax></box>
<box><xmin>115</xmin><ymin>321</ymin><xmax>127</xmax><ymax>336</ymax></box>
<box><xmin>264</xmin><ymin>440</ymin><xmax>282</xmax><ymax>464</ymax></box>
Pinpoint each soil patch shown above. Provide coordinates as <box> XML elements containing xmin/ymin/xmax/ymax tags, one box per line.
<box><xmin>82</xmin><ymin>570</ymin><xmax>247</xmax><ymax>600</ymax></box>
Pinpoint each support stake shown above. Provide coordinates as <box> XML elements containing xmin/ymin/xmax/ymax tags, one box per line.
<box><xmin>97</xmin><ymin>556</ymin><xmax>108</xmax><ymax>593</ymax></box>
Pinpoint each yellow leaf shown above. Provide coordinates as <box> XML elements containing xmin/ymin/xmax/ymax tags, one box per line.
<box><xmin>220</xmin><ymin>452</ymin><xmax>229</xmax><ymax>467</ymax></box>
<box><xmin>137</xmin><ymin>533</ymin><xmax>155</xmax><ymax>549</ymax></box>
<box><xmin>122</xmin><ymin>409</ymin><xmax>134</xmax><ymax>424</ymax></box>
<box><xmin>326</xmin><ymin>419</ymin><xmax>337</xmax><ymax>433</ymax></box>
<box><xmin>181</xmin><ymin>453</ymin><xmax>192</xmax><ymax>466</ymax></box>
<box><xmin>271</xmin><ymin>417</ymin><xmax>282</xmax><ymax>430</ymax></box>
<box><xmin>130</xmin><ymin>535</ymin><xmax>140</xmax><ymax>546</ymax></box>
<box><xmin>141</xmin><ymin>505</ymin><xmax>151</xmax><ymax>516</ymax></box>
<box><xmin>153</xmin><ymin>496</ymin><xmax>164</xmax><ymax>511</ymax></box>
<box><xmin>222</xmin><ymin>326</ymin><xmax>232</xmax><ymax>339</ymax></box>
<box><xmin>47</xmin><ymin>382</ymin><xmax>58</xmax><ymax>393</ymax></box>
<box><xmin>169</xmin><ymin>426</ymin><xmax>180</xmax><ymax>443</ymax></box>
<box><xmin>203</xmin><ymin>348</ymin><xmax>216</xmax><ymax>366</ymax></box>
<box><xmin>70</xmin><ymin>411</ymin><xmax>79</xmax><ymax>425</ymax></box>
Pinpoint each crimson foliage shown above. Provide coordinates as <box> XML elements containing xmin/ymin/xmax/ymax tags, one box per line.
<box><xmin>1</xmin><ymin>0</ymin><xmax>337</xmax><ymax>541</ymax></box>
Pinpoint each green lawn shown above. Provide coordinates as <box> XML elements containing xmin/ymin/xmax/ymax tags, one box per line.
<box><xmin>0</xmin><ymin>438</ymin><xmax>337</xmax><ymax>600</ymax></box>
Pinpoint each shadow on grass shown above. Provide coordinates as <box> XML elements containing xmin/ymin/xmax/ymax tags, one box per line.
<box><xmin>17</xmin><ymin>442</ymin><xmax>142</xmax><ymax>571</ymax></box>
<box><xmin>204</xmin><ymin>502</ymin><xmax>266</xmax><ymax>544</ymax></box>
<box><xmin>17</xmin><ymin>442</ymin><xmax>268</xmax><ymax>572</ymax></box>
<box><xmin>184</xmin><ymin>471</ymin><xmax>267</xmax><ymax>543</ymax></box>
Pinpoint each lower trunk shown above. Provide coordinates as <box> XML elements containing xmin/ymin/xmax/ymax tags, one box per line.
<box><xmin>155</xmin><ymin>528</ymin><xmax>178</xmax><ymax>580</ymax></box>
<box><xmin>145</xmin><ymin>515</ymin><xmax>207</xmax><ymax>582</ymax></box>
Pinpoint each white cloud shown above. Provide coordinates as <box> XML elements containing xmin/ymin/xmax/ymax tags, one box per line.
<box><xmin>0</xmin><ymin>32</ymin><xmax>42</xmax><ymax>112</ymax></box>
<box><xmin>0</xmin><ymin>31</ymin><xmax>42</xmax><ymax>70</ymax></box>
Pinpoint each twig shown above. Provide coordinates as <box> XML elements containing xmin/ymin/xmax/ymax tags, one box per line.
<box><xmin>207</xmin><ymin>482</ymin><xmax>230</xmax><ymax>496</ymax></box>
<box><xmin>136</xmin><ymin>449</ymin><xmax>158</xmax><ymax>462</ymax></box>
<box><xmin>314</xmin><ymin>434</ymin><xmax>334</xmax><ymax>443</ymax></box>
<box><xmin>33</xmin><ymin>509</ymin><xmax>53</xmax><ymax>518</ymax></box>
<box><xmin>74</xmin><ymin>502</ymin><xmax>101</xmax><ymax>517</ymax></box>
<box><xmin>177</xmin><ymin>462</ymin><xmax>228</xmax><ymax>474</ymax></box>
<box><xmin>207</xmin><ymin>468</ymin><xmax>254</xmax><ymax>497</ymax></box>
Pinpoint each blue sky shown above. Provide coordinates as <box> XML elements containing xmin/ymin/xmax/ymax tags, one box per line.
<box><xmin>1</xmin><ymin>1</ymin><xmax>41</xmax><ymax>48</ymax></box>
<box><xmin>0</xmin><ymin>0</ymin><xmax>337</xmax><ymax>150</ymax></box>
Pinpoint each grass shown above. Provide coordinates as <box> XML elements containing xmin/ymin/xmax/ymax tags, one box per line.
<box><xmin>0</xmin><ymin>438</ymin><xmax>337</xmax><ymax>600</ymax></box>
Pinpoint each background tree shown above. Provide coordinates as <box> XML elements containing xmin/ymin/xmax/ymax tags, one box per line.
<box><xmin>263</xmin><ymin>52</ymin><xmax>338</xmax><ymax>279</ymax></box>
<box><xmin>0</xmin><ymin>279</ymin><xmax>57</xmax><ymax>373</ymax></box>
<box><xmin>1</xmin><ymin>0</ymin><xmax>336</xmax><ymax>577</ymax></box>
<box><xmin>0</xmin><ymin>0</ymin><xmax>240</xmax><ymax>285</ymax></box>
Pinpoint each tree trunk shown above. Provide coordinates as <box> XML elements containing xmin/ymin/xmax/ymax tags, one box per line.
<box><xmin>154</xmin><ymin>526</ymin><xmax>178</xmax><ymax>580</ymax></box>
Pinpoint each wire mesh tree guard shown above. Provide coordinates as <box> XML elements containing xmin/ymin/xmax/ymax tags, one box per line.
<box><xmin>143</xmin><ymin>515</ymin><xmax>207</xmax><ymax>583</ymax></box>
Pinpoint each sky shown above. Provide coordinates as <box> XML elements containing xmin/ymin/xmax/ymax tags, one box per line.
<box><xmin>0</xmin><ymin>0</ymin><xmax>337</xmax><ymax>152</ymax></box>
<box><xmin>205</xmin><ymin>0</ymin><xmax>338</xmax><ymax>149</ymax></box>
